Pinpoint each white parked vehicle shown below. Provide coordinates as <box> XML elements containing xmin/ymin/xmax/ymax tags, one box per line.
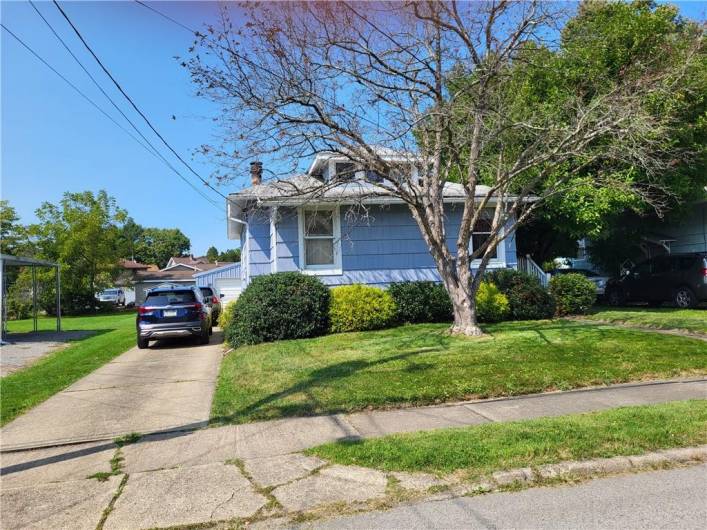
<box><xmin>96</xmin><ymin>288</ymin><xmax>126</xmax><ymax>306</ymax></box>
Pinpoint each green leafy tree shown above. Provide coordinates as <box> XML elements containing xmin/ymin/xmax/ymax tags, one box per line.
<box><xmin>29</xmin><ymin>191</ymin><xmax>127</xmax><ymax>313</ymax></box>
<box><xmin>0</xmin><ymin>200</ymin><xmax>28</xmax><ymax>256</ymax></box>
<box><xmin>134</xmin><ymin>228</ymin><xmax>190</xmax><ymax>269</ymax></box>
<box><xmin>206</xmin><ymin>246</ymin><xmax>219</xmax><ymax>263</ymax></box>
<box><xmin>218</xmin><ymin>248</ymin><xmax>241</xmax><ymax>262</ymax></box>
<box><xmin>119</xmin><ymin>217</ymin><xmax>144</xmax><ymax>261</ymax></box>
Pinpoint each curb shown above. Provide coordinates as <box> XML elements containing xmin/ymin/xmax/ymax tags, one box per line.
<box><xmin>488</xmin><ymin>445</ymin><xmax>707</xmax><ymax>488</ymax></box>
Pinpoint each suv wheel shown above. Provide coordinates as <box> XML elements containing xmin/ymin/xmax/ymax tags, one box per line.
<box><xmin>674</xmin><ymin>287</ymin><xmax>696</xmax><ymax>308</ymax></box>
<box><xmin>137</xmin><ymin>337</ymin><xmax>149</xmax><ymax>349</ymax></box>
<box><xmin>200</xmin><ymin>328</ymin><xmax>210</xmax><ymax>345</ymax></box>
<box><xmin>607</xmin><ymin>288</ymin><xmax>624</xmax><ymax>307</ymax></box>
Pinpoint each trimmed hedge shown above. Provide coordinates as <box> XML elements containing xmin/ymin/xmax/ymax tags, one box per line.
<box><xmin>388</xmin><ymin>281</ymin><xmax>453</xmax><ymax>324</ymax></box>
<box><xmin>223</xmin><ymin>272</ymin><xmax>330</xmax><ymax>347</ymax></box>
<box><xmin>330</xmin><ymin>284</ymin><xmax>396</xmax><ymax>333</ymax></box>
<box><xmin>549</xmin><ymin>273</ymin><xmax>597</xmax><ymax>316</ymax></box>
<box><xmin>486</xmin><ymin>269</ymin><xmax>555</xmax><ymax>320</ymax></box>
<box><xmin>475</xmin><ymin>282</ymin><xmax>510</xmax><ymax>323</ymax></box>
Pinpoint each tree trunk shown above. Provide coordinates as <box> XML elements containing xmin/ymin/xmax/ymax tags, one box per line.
<box><xmin>439</xmin><ymin>270</ymin><xmax>484</xmax><ymax>337</ymax></box>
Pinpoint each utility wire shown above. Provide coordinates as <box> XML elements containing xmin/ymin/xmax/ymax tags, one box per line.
<box><xmin>29</xmin><ymin>0</ymin><xmax>222</xmax><ymax>209</ymax></box>
<box><xmin>0</xmin><ymin>22</ymin><xmax>222</xmax><ymax>209</ymax></box>
<box><xmin>29</xmin><ymin>0</ymin><xmax>163</xmax><ymax>160</ymax></box>
<box><xmin>133</xmin><ymin>0</ymin><xmax>382</xmax><ymax>130</ymax></box>
<box><xmin>0</xmin><ymin>23</ymin><xmax>148</xmax><ymax>154</ymax></box>
<box><xmin>53</xmin><ymin>0</ymin><xmax>232</xmax><ymax>205</ymax></box>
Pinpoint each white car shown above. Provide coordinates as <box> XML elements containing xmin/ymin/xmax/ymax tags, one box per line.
<box><xmin>97</xmin><ymin>288</ymin><xmax>126</xmax><ymax>306</ymax></box>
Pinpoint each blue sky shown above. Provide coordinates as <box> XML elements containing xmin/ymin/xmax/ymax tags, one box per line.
<box><xmin>2</xmin><ymin>1</ymin><xmax>705</xmax><ymax>256</ymax></box>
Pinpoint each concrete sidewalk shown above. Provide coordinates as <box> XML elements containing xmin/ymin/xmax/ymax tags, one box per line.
<box><xmin>0</xmin><ymin>333</ymin><xmax>225</xmax><ymax>451</ymax></box>
<box><xmin>1</xmin><ymin>378</ymin><xmax>705</xmax><ymax>529</ymax></box>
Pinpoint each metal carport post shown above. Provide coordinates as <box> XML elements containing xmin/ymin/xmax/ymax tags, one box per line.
<box><xmin>0</xmin><ymin>254</ymin><xmax>61</xmax><ymax>340</ymax></box>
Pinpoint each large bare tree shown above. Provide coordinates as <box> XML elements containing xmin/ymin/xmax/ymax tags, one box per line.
<box><xmin>188</xmin><ymin>0</ymin><xmax>702</xmax><ymax>336</ymax></box>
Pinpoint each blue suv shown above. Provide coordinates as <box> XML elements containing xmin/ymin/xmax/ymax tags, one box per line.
<box><xmin>136</xmin><ymin>285</ymin><xmax>212</xmax><ymax>349</ymax></box>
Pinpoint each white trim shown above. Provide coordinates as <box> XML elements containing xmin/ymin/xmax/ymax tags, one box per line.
<box><xmin>139</xmin><ymin>279</ymin><xmax>195</xmax><ymax>283</ymax></box>
<box><xmin>162</xmin><ymin>263</ymin><xmax>201</xmax><ymax>272</ymax></box>
<box><xmin>270</xmin><ymin>206</ymin><xmax>278</xmax><ymax>273</ymax></box>
<box><xmin>471</xmin><ymin>224</ymin><xmax>506</xmax><ymax>268</ymax></box>
<box><xmin>297</xmin><ymin>205</ymin><xmax>342</xmax><ymax>276</ymax></box>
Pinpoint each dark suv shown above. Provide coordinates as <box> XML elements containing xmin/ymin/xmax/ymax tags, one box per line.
<box><xmin>136</xmin><ymin>286</ymin><xmax>212</xmax><ymax>349</ymax></box>
<box><xmin>606</xmin><ymin>252</ymin><xmax>707</xmax><ymax>308</ymax></box>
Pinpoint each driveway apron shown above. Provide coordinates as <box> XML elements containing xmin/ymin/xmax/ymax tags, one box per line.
<box><xmin>0</xmin><ymin>333</ymin><xmax>225</xmax><ymax>451</ymax></box>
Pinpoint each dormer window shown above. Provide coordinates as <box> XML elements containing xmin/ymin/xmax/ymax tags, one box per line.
<box><xmin>334</xmin><ymin>162</ymin><xmax>356</xmax><ymax>180</ymax></box>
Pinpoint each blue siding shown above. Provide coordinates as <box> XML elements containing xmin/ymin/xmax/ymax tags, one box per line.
<box><xmin>243</xmin><ymin>203</ymin><xmax>519</xmax><ymax>286</ymax></box>
<box><xmin>195</xmin><ymin>263</ymin><xmax>242</xmax><ymax>287</ymax></box>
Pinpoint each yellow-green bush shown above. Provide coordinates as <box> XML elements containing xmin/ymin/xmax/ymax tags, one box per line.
<box><xmin>218</xmin><ymin>299</ymin><xmax>238</xmax><ymax>329</ymax></box>
<box><xmin>330</xmin><ymin>284</ymin><xmax>396</xmax><ymax>333</ymax></box>
<box><xmin>475</xmin><ymin>281</ymin><xmax>510</xmax><ymax>323</ymax></box>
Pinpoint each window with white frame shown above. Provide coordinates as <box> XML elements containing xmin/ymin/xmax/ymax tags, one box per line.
<box><xmin>471</xmin><ymin>214</ymin><xmax>498</xmax><ymax>259</ymax></box>
<box><xmin>299</xmin><ymin>207</ymin><xmax>341</xmax><ymax>273</ymax></box>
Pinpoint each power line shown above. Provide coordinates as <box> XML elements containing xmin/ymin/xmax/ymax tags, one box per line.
<box><xmin>133</xmin><ymin>0</ymin><xmax>383</xmax><ymax>131</ymax></box>
<box><xmin>28</xmin><ymin>0</ymin><xmax>222</xmax><ymax>209</ymax></box>
<box><xmin>0</xmin><ymin>22</ymin><xmax>222</xmax><ymax>210</ymax></box>
<box><xmin>0</xmin><ymin>23</ymin><xmax>148</xmax><ymax>153</ymax></box>
<box><xmin>29</xmin><ymin>0</ymin><xmax>163</xmax><ymax>160</ymax></box>
<box><xmin>53</xmin><ymin>0</ymin><xmax>232</xmax><ymax>205</ymax></box>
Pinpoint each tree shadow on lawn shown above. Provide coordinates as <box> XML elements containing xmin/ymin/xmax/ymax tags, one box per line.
<box><xmin>211</xmin><ymin>347</ymin><xmax>443</xmax><ymax>425</ymax></box>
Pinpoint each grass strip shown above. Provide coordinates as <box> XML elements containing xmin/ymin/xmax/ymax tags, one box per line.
<box><xmin>211</xmin><ymin>320</ymin><xmax>707</xmax><ymax>425</ymax></box>
<box><xmin>307</xmin><ymin>400</ymin><xmax>707</xmax><ymax>477</ymax></box>
<box><xmin>1</xmin><ymin>313</ymin><xmax>135</xmax><ymax>425</ymax></box>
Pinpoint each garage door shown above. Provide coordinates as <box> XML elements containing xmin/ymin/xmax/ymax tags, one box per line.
<box><xmin>214</xmin><ymin>278</ymin><xmax>242</xmax><ymax>305</ymax></box>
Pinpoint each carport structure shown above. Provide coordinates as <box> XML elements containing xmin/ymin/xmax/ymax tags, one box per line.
<box><xmin>0</xmin><ymin>254</ymin><xmax>61</xmax><ymax>338</ymax></box>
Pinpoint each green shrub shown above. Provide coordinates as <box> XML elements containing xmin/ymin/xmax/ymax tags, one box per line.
<box><xmin>329</xmin><ymin>284</ymin><xmax>396</xmax><ymax>333</ymax></box>
<box><xmin>218</xmin><ymin>299</ymin><xmax>237</xmax><ymax>329</ymax></box>
<box><xmin>549</xmin><ymin>273</ymin><xmax>597</xmax><ymax>316</ymax></box>
<box><xmin>475</xmin><ymin>282</ymin><xmax>510</xmax><ymax>323</ymax></box>
<box><xmin>388</xmin><ymin>281</ymin><xmax>453</xmax><ymax>324</ymax></box>
<box><xmin>6</xmin><ymin>298</ymin><xmax>32</xmax><ymax>320</ymax></box>
<box><xmin>223</xmin><ymin>272</ymin><xmax>330</xmax><ymax>347</ymax></box>
<box><xmin>485</xmin><ymin>269</ymin><xmax>554</xmax><ymax>320</ymax></box>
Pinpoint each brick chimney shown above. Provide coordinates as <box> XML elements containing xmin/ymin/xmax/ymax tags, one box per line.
<box><xmin>250</xmin><ymin>161</ymin><xmax>263</xmax><ymax>186</ymax></box>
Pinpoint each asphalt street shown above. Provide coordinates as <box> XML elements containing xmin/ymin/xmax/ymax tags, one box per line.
<box><xmin>306</xmin><ymin>464</ymin><xmax>707</xmax><ymax>529</ymax></box>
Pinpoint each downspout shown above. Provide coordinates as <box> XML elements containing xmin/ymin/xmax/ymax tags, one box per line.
<box><xmin>228</xmin><ymin>203</ymin><xmax>248</xmax><ymax>284</ymax></box>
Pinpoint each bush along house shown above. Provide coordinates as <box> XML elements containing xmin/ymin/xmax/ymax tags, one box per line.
<box><xmin>226</xmin><ymin>152</ymin><xmax>530</xmax><ymax>289</ymax></box>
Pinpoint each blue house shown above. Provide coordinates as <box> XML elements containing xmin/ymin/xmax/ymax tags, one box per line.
<box><xmin>226</xmin><ymin>152</ymin><xmax>521</xmax><ymax>288</ymax></box>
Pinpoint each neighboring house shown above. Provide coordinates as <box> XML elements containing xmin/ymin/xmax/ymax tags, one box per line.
<box><xmin>132</xmin><ymin>256</ymin><xmax>236</xmax><ymax>304</ymax></box>
<box><xmin>645</xmin><ymin>200</ymin><xmax>707</xmax><ymax>255</ymax></box>
<box><xmin>194</xmin><ymin>262</ymin><xmax>242</xmax><ymax>304</ymax></box>
<box><xmin>226</xmin><ymin>152</ymin><xmax>520</xmax><ymax>288</ymax></box>
<box><xmin>564</xmin><ymin>200</ymin><xmax>707</xmax><ymax>274</ymax></box>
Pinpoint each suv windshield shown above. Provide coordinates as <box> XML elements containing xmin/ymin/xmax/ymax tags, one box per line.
<box><xmin>145</xmin><ymin>290</ymin><xmax>196</xmax><ymax>306</ymax></box>
<box><xmin>101</xmin><ymin>289</ymin><xmax>119</xmax><ymax>295</ymax></box>
<box><xmin>200</xmin><ymin>288</ymin><xmax>214</xmax><ymax>297</ymax></box>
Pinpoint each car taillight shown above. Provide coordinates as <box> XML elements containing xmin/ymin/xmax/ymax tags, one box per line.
<box><xmin>212</xmin><ymin>296</ymin><xmax>219</xmax><ymax>304</ymax></box>
<box><xmin>138</xmin><ymin>306</ymin><xmax>148</xmax><ymax>315</ymax></box>
<box><xmin>192</xmin><ymin>303</ymin><xmax>204</xmax><ymax>319</ymax></box>
<box><xmin>702</xmin><ymin>267</ymin><xmax>707</xmax><ymax>277</ymax></box>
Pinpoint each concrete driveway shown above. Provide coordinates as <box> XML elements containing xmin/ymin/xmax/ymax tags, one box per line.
<box><xmin>0</xmin><ymin>332</ymin><xmax>225</xmax><ymax>451</ymax></box>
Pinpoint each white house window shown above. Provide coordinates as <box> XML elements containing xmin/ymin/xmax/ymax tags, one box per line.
<box><xmin>299</xmin><ymin>207</ymin><xmax>342</xmax><ymax>274</ymax></box>
<box><xmin>471</xmin><ymin>216</ymin><xmax>498</xmax><ymax>259</ymax></box>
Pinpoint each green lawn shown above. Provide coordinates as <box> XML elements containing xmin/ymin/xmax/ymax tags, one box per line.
<box><xmin>308</xmin><ymin>400</ymin><xmax>707</xmax><ymax>477</ymax></box>
<box><xmin>1</xmin><ymin>313</ymin><xmax>135</xmax><ymax>425</ymax></box>
<box><xmin>211</xmin><ymin>321</ymin><xmax>707</xmax><ymax>425</ymax></box>
<box><xmin>581</xmin><ymin>307</ymin><xmax>707</xmax><ymax>334</ymax></box>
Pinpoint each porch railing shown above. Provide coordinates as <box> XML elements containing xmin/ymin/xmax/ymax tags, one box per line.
<box><xmin>517</xmin><ymin>254</ymin><xmax>550</xmax><ymax>287</ymax></box>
